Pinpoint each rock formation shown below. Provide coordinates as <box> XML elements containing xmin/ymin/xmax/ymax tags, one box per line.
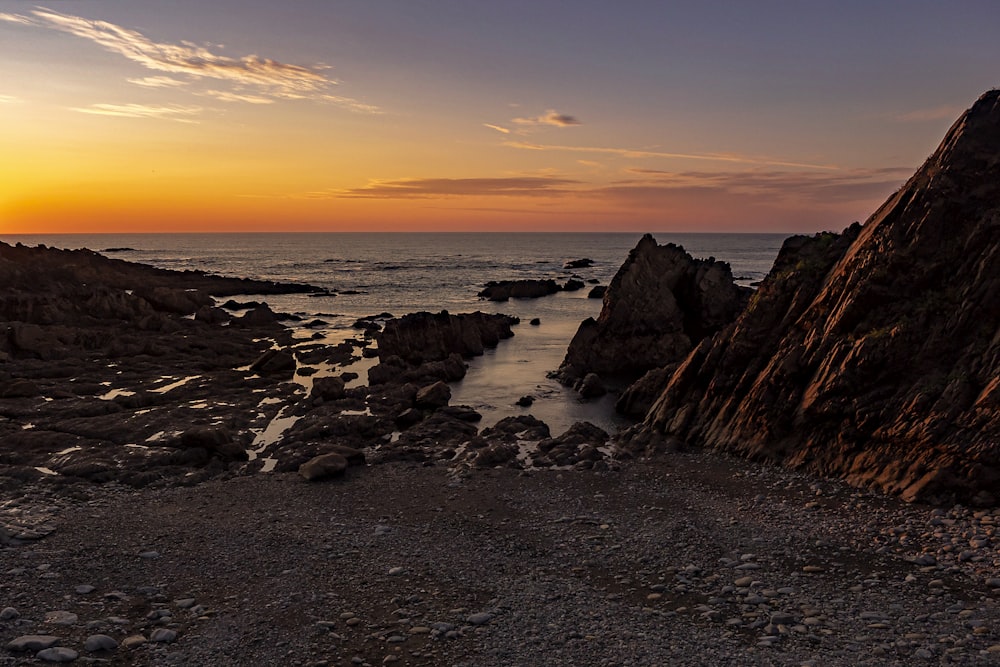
<box><xmin>375</xmin><ymin>311</ymin><xmax>518</xmax><ymax>365</ymax></box>
<box><xmin>624</xmin><ymin>90</ymin><xmax>1000</xmax><ymax>505</ymax></box>
<box><xmin>557</xmin><ymin>235</ymin><xmax>749</xmax><ymax>383</ymax></box>
<box><xmin>478</xmin><ymin>279</ymin><xmax>561</xmax><ymax>301</ymax></box>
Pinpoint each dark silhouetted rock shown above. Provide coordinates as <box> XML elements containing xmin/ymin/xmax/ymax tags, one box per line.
<box><xmin>564</xmin><ymin>258</ymin><xmax>594</xmax><ymax>269</ymax></box>
<box><xmin>558</xmin><ymin>234</ymin><xmax>749</xmax><ymax>384</ymax></box>
<box><xmin>415</xmin><ymin>381</ymin><xmax>451</xmax><ymax>409</ymax></box>
<box><xmin>516</xmin><ymin>395</ymin><xmax>534</xmax><ymax>407</ymax></box>
<box><xmin>615</xmin><ymin>365</ymin><xmax>677</xmax><ymax>418</ymax></box>
<box><xmin>562</xmin><ymin>279</ymin><xmax>585</xmax><ymax>292</ymax></box>
<box><xmin>249</xmin><ymin>349</ymin><xmax>296</xmax><ymax>375</ymax></box>
<box><xmin>575</xmin><ymin>373</ymin><xmax>606</xmax><ymax>398</ymax></box>
<box><xmin>377</xmin><ymin>311</ymin><xmax>516</xmax><ymax>365</ymax></box>
<box><xmin>479</xmin><ymin>280</ymin><xmax>560</xmax><ymax>301</ymax></box>
<box><xmin>587</xmin><ymin>286</ymin><xmax>606</xmax><ymax>299</ymax></box>
<box><xmin>310</xmin><ymin>376</ymin><xmax>346</xmax><ymax>402</ymax></box>
<box><xmin>529</xmin><ymin>318</ymin><xmax>541</xmax><ymax>326</ymax></box>
<box><xmin>625</xmin><ymin>90</ymin><xmax>1000</xmax><ymax>505</ymax></box>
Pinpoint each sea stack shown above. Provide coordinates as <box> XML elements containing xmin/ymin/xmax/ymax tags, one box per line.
<box><xmin>621</xmin><ymin>90</ymin><xmax>1000</xmax><ymax>505</ymax></box>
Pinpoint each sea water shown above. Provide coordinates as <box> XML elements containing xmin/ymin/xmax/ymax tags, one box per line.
<box><xmin>1</xmin><ymin>232</ymin><xmax>785</xmax><ymax>433</ymax></box>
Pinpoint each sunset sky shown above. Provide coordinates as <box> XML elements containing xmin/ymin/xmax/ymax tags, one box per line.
<box><xmin>2</xmin><ymin>1</ymin><xmax>998</xmax><ymax>234</ymax></box>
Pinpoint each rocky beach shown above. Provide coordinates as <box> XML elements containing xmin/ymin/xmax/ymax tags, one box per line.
<box><xmin>2</xmin><ymin>91</ymin><xmax>1000</xmax><ymax>665</ymax></box>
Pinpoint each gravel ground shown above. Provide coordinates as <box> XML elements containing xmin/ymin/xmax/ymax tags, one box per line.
<box><xmin>1</xmin><ymin>452</ymin><xmax>999</xmax><ymax>666</ymax></box>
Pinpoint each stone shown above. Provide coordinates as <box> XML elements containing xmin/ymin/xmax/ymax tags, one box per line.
<box><xmin>299</xmin><ymin>453</ymin><xmax>350</xmax><ymax>481</ymax></box>
<box><xmin>7</xmin><ymin>635</ymin><xmax>60</xmax><ymax>652</ymax></box>
<box><xmin>84</xmin><ymin>634</ymin><xmax>118</xmax><ymax>651</ymax></box>
<box><xmin>36</xmin><ymin>647</ymin><xmax>79</xmax><ymax>663</ymax></box>
<box><xmin>122</xmin><ymin>635</ymin><xmax>147</xmax><ymax>649</ymax></box>
<box><xmin>415</xmin><ymin>381</ymin><xmax>451</xmax><ymax>409</ymax></box>
<box><xmin>150</xmin><ymin>628</ymin><xmax>177</xmax><ymax>643</ymax></box>
<box><xmin>516</xmin><ymin>395</ymin><xmax>534</xmax><ymax>407</ymax></box>
<box><xmin>575</xmin><ymin>373</ymin><xmax>606</xmax><ymax>398</ymax></box>
<box><xmin>0</xmin><ymin>606</ymin><xmax>19</xmax><ymax>620</ymax></box>
<box><xmin>466</xmin><ymin>612</ymin><xmax>493</xmax><ymax>625</ymax></box>
<box><xmin>376</xmin><ymin>311</ymin><xmax>516</xmax><ymax>365</ymax></box>
<box><xmin>478</xmin><ymin>280</ymin><xmax>559</xmax><ymax>301</ymax></box>
<box><xmin>310</xmin><ymin>376</ymin><xmax>346</xmax><ymax>402</ymax></box>
<box><xmin>44</xmin><ymin>610</ymin><xmax>78</xmax><ymax>625</ymax></box>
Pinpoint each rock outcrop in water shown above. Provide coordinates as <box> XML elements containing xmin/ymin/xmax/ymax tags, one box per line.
<box><xmin>623</xmin><ymin>90</ymin><xmax>1000</xmax><ymax>505</ymax></box>
<box><xmin>375</xmin><ymin>311</ymin><xmax>518</xmax><ymax>366</ymax></box>
<box><xmin>557</xmin><ymin>235</ymin><xmax>749</xmax><ymax>385</ymax></box>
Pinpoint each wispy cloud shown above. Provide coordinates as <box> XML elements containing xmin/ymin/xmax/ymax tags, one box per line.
<box><xmin>512</xmin><ymin>110</ymin><xmax>581</xmax><ymax>127</ymax></box>
<box><xmin>203</xmin><ymin>90</ymin><xmax>275</xmax><ymax>104</ymax></box>
<box><xmin>331</xmin><ymin>176</ymin><xmax>582</xmax><ymax>199</ymax></box>
<box><xmin>483</xmin><ymin>123</ymin><xmax>511</xmax><ymax>134</ymax></box>
<box><xmin>127</xmin><ymin>76</ymin><xmax>187</xmax><ymax>88</ymax></box>
<box><xmin>603</xmin><ymin>166</ymin><xmax>913</xmax><ymax>205</ymax></box>
<box><xmin>8</xmin><ymin>7</ymin><xmax>377</xmax><ymax>112</ymax></box>
<box><xmin>894</xmin><ymin>105</ymin><xmax>964</xmax><ymax>122</ymax></box>
<box><xmin>0</xmin><ymin>12</ymin><xmax>33</xmax><ymax>25</ymax></box>
<box><xmin>71</xmin><ymin>103</ymin><xmax>203</xmax><ymax>122</ymax></box>
<box><xmin>504</xmin><ymin>140</ymin><xmax>838</xmax><ymax>170</ymax></box>
<box><xmin>0</xmin><ymin>94</ymin><xmax>21</xmax><ymax>104</ymax></box>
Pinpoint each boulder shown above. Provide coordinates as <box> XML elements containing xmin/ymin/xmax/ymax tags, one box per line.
<box><xmin>564</xmin><ymin>258</ymin><xmax>594</xmax><ymax>269</ymax></box>
<box><xmin>310</xmin><ymin>376</ymin><xmax>346</xmax><ymax>402</ymax></box>
<box><xmin>557</xmin><ymin>234</ymin><xmax>749</xmax><ymax>383</ymax></box>
<box><xmin>249</xmin><ymin>349</ymin><xmax>296</xmax><ymax>375</ymax></box>
<box><xmin>626</xmin><ymin>90</ymin><xmax>1000</xmax><ymax>505</ymax></box>
<box><xmin>299</xmin><ymin>453</ymin><xmax>349</xmax><ymax>481</ymax></box>
<box><xmin>575</xmin><ymin>373</ymin><xmax>606</xmax><ymax>398</ymax></box>
<box><xmin>587</xmin><ymin>285</ymin><xmax>606</xmax><ymax>299</ymax></box>
<box><xmin>562</xmin><ymin>279</ymin><xmax>585</xmax><ymax>292</ymax></box>
<box><xmin>415</xmin><ymin>381</ymin><xmax>451</xmax><ymax>409</ymax></box>
<box><xmin>377</xmin><ymin>311</ymin><xmax>516</xmax><ymax>365</ymax></box>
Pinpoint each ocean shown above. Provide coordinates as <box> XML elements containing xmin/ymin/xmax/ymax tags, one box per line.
<box><xmin>0</xmin><ymin>232</ymin><xmax>786</xmax><ymax>434</ymax></box>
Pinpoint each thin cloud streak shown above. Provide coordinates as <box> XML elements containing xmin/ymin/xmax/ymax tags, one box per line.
<box><xmin>204</xmin><ymin>90</ymin><xmax>275</xmax><ymax>104</ymax></box>
<box><xmin>128</xmin><ymin>76</ymin><xmax>187</xmax><ymax>88</ymax></box>
<box><xmin>0</xmin><ymin>94</ymin><xmax>21</xmax><ymax>104</ymax></box>
<box><xmin>504</xmin><ymin>140</ymin><xmax>839</xmax><ymax>170</ymax></box>
<box><xmin>72</xmin><ymin>103</ymin><xmax>203</xmax><ymax>122</ymax></box>
<box><xmin>483</xmin><ymin>123</ymin><xmax>511</xmax><ymax>134</ymax></box>
<box><xmin>332</xmin><ymin>176</ymin><xmax>582</xmax><ymax>199</ymax></box>
<box><xmin>0</xmin><ymin>12</ymin><xmax>33</xmax><ymax>25</ymax></box>
<box><xmin>10</xmin><ymin>7</ymin><xmax>377</xmax><ymax>112</ymax></box>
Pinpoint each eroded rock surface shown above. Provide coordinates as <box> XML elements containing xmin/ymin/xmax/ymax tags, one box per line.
<box><xmin>625</xmin><ymin>90</ymin><xmax>1000</xmax><ymax>505</ymax></box>
<box><xmin>558</xmin><ymin>234</ymin><xmax>749</xmax><ymax>385</ymax></box>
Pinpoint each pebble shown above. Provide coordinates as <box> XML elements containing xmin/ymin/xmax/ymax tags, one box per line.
<box><xmin>467</xmin><ymin>612</ymin><xmax>493</xmax><ymax>625</ymax></box>
<box><xmin>84</xmin><ymin>634</ymin><xmax>119</xmax><ymax>651</ymax></box>
<box><xmin>74</xmin><ymin>585</ymin><xmax>96</xmax><ymax>594</ymax></box>
<box><xmin>7</xmin><ymin>635</ymin><xmax>61</xmax><ymax>652</ymax></box>
<box><xmin>122</xmin><ymin>635</ymin><xmax>147</xmax><ymax>649</ymax></box>
<box><xmin>138</xmin><ymin>550</ymin><xmax>160</xmax><ymax>559</ymax></box>
<box><xmin>44</xmin><ymin>611</ymin><xmax>78</xmax><ymax>626</ymax></box>
<box><xmin>36</xmin><ymin>647</ymin><xmax>79</xmax><ymax>663</ymax></box>
<box><xmin>387</xmin><ymin>566</ymin><xmax>405</xmax><ymax>576</ymax></box>
<box><xmin>0</xmin><ymin>606</ymin><xmax>19</xmax><ymax>620</ymax></box>
<box><xmin>150</xmin><ymin>628</ymin><xmax>178</xmax><ymax>643</ymax></box>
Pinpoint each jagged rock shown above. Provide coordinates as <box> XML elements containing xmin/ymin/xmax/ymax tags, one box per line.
<box><xmin>534</xmin><ymin>421</ymin><xmax>610</xmax><ymax>468</ymax></box>
<box><xmin>481</xmin><ymin>415</ymin><xmax>551</xmax><ymax>442</ymax></box>
<box><xmin>478</xmin><ymin>279</ymin><xmax>560</xmax><ymax>301</ymax></box>
<box><xmin>516</xmin><ymin>395</ymin><xmax>534</xmax><ymax>407</ymax></box>
<box><xmin>249</xmin><ymin>349</ymin><xmax>296</xmax><ymax>375</ymax></box>
<box><xmin>299</xmin><ymin>453</ymin><xmax>349</xmax><ymax>481</ymax></box>
<box><xmin>628</xmin><ymin>90</ymin><xmax>1000</xmax><ymax>505</ymax></box>
<box><xmin>135</xmin><ymin>286</ymin><xmax>212</xmax><ymax>315</ymax></box>
<box><xmin>415</xmin><ymin>381</ymin><xmax>451</xmax><ymax>409</ymax></box>
<box><xmin>564</xmin><ymin>258</ymin><xmax>594</xmax><ymax>269</ymax></box>
<box><xmin>558</xmin><ymin>234</ymin><xmax>749</xmax><ymax>383</ymax></box>
<box><xmin>616</xmin><ymin>365</ymin><xmax>677</xmax><ymax>418</ymax></box>
<box><xmin>587</xmin><ymin>285</ymin><xmax>606</xmax><ymax>299</ymax></box>
<box><xmin>377</xmin><ymin>311</ymin><xmax>516</xmax><ymax>365</ymax></box>
<box><xmin>529</xmin><ymin>318</ymin><xmax>541</xmax><ymax>326</ymax></box>
<box><xmin>562</xmin><ymin>279</ymin><xmax>585</xmax><ymax>292</ymax></box>
<box><xmin>194</xmin><ymin>305</ymin><xmax>230</xmax><ymax>325</ymax></box>
<box><xmin>310</xmin><ymin>376</ymin><xmax>346</xmax><ymax>402</ymax></box>
<box><xmin>234</xmin><ymin>305</ymin><xmax>281</xmax><ymax>327</ymax></box>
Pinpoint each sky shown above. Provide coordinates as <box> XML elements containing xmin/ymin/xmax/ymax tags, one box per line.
<box><xmin>1</xmin><ymin>1</ymin><xmax>998</xmax><ymax>234</ymax></box>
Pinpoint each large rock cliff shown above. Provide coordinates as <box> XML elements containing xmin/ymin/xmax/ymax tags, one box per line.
<box><xmin>623</xmin><ymin>90</ymin><xmax>1000</xmax><ymax>505</ymax></box>
<box><xmin>557</xmin><ymin>235</ymin><xmax>749</xmax><ymax>383</ymax></box>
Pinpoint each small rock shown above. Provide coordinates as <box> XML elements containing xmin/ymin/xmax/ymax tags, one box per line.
<box><xmin>75</xmin><ymin>585</ymin><xmax>96</xmax><ymax>595</ymax></box>
<box><xmin>36</xmin><ymin>647</ymin><xmax>78</xmax><ymax>663</ymax></box>
<box><xmin>122</xmin><ymin>635</ymin><xmax>147</xmax><ymax>650</ymax></box>
<box><xmin>466</xmin><ymin>612</ymin><xmax>493</xmax><ymax>625</ymax></box>
<box><xmin>84</xmin><ymin>634</ymin><xmax>118</xmax><ymax>651</ymax></box>
<box><xmin>138</xmin><ymin>550</ymin><xmax>160</xmax><ymax>559</ymax></box>
<box><xmin>150</xmin><ymin>628</ymin><xmax>177</xmax><ymax>643</ymax></box>
<box><xmin>388</xmin><ymin>566</ymin><xmax>405</xmax><ymax>576</ymax></box>
<box><xmin>7</xmin><ymin>635</ymin><xmax>60</xmax><ymax>652</ymax></box>
<box><xmin>44</xmin><ymin>611</ymin><xmax>78</xmax><ymax>626</ymax></box>
<box><xmin>0</xmin><ymin>606</ymin><xmax>19</xmax><ymax>620</ymax></box>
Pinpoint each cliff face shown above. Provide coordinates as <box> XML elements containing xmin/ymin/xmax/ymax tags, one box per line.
<box><xmin>558</xmin><ymin>235</ymin><xmax>749</xmax><ymax>382</ymax></box>
<box><xmin>626</xmin><ymin>90</ymin><xmax>1000</xmax><ymax>505</ymax></box>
